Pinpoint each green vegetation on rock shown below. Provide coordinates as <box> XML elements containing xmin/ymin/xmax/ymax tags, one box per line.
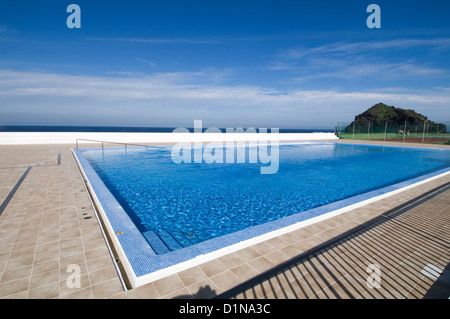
<box><xmin>344</xmin><ymin>103</ymin><xmax>446</xmax><ymax>134</ymax></box>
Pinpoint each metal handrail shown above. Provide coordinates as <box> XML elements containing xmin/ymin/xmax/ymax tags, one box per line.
<box><xmin>75</xmin><ymin>138</ymin><xmax>150</xmax><ymax>151</ymax></box>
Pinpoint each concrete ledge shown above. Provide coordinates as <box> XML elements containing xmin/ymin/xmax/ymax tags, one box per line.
<box><xmin>0</xmin><ymin>132</ymin><xmax>338</xmax><ymax>145</ymax></box>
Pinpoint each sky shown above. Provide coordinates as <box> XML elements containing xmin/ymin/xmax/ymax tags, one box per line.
<box><xmin>0</xmin><ymin>0</ymin><xmax>450</xmax><ymax>129</ymax></box>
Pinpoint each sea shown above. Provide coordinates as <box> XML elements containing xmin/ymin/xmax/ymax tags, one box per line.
<box><xmin>0</xmin><ymin>125</ymin><xmax>333</xmax><ymax>133</ymax></box>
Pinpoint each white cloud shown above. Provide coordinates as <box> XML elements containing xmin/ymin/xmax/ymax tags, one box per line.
<box><xmin>0</xmin><ymin>69</ymin><xmax>449</xmax><ymax>128</ymax></box>
<box><xmin>281</xmin><ymin>38</ymin><xmax>450</xmax><ymax>60</ymax></box>
<box><xmin>290</xmin><ymin>59</ymin><xmax>445</xmax><ymax>83</ymax></box>
<box><xmin>135</xmin><ymin>58</ymin><xmax>156</xmax><ymax>67</ymax></box>
<box><xmin>268</xmin><ymin>38</ymin><xmax>450</xmax><ymax>84</ymax></box>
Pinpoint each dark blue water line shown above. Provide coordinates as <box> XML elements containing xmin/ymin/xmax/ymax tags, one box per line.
<box><xmin>0</xmin><ymin>125</ymin><xmax>333</xmax><ymax>133</ymax></box>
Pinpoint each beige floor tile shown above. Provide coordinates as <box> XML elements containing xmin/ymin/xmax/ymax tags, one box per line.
<box><xmin>280</xmin><ymin>244</ymin><xmax>304</xmax><ymax>258</ymax></box>
<box><xmin>199</xmin><ymin>258</ymin><xmax>228</xmax><ymax>278</ymax></box>
<box><xmin>124</xmin><ymin>282</ymin><xmax>160</xmax><ymax>299</ymax></box>
<box><xmin>264</xmin><ymin>250</ymin><xmax>291</xmax><ymax>265</ymax></box>
<box><xmin>187</xmin><ymin>278</ymin><xmax>219</xmax><ymax>299</ymax></box>
<box><xmin>89</xmin><ymin>265</ymin><xmax>120</xmax><ymax>287</ymax></box>
<box><xmin>59</xmin><ymin>272</ymin><xmax>90</xmax><ymax>296</ymax></box>
<box><xmin>165</xmin><ymin>287</ymin><xmax>193</xmax><ymax>299</ymax></box>
<box><xmin>60</xmin><ymin>286</ymin><xmax>93</xmax><ymax>299</ymax></box>
<box><xmin>5</xmin><ymin>255</ymin><xmax>34</xmax><ymax>271</ymax></box>
<box><xmin>27</xmin><ymin>281</ymin><xmax>60</xmax><ymax>299</ymax></box>
<box><xmin>32</xmin><ymin>258</ymin><xmax>60</xmax><ymax>276</ymax></box>
<box><xmin>230</xmin><ymin>263</ymin><xmax>259</xmax><ymax>282</ymax></box>
<box><xmin>177</xmin><ymin>266</ymin><xmax>208</xmax><ymax>287</ymax></box>
<box><xmin>86</xmin><ymin>255</ymin><xmax>114</xmax><ymax>273</ymax></box>
<box><xmin>0</xmin><ymin>265</ymin><xmax>32</xmax><ymax>283</ymax></box>
<box><xmin>153</xmin><ymin>274</ymin><xmax>186</xmax><ymax>297</ymax></box>
<box><xmin>29</xmin><ymin>268</ymin><xmax>59</xmax><ymax>290</ymax></box>
<box><xmin>0</xmin><ymin>277</ymin><xmax>30</xmax><ymax>297</ymax></box>
<box><xmin>235</xmin><ymin>247</ymin><xmax>261</xmax><ymax>261</ymax></box>
<box><xmin>209</xmin><ymin>269</ymin><xmax>242</xmax><ymax>292</ymax></box>
<box><xmin>218</xmin><ymin>252</ymin><xmax>246</xmax><ymax>269</ymax></box>
<box><xmin>247</xmin><ymin>256</ymin><xmax>275</xmax><ymax>273</ymax></box>
<box><xmin>91</xmin><ymin>278</ymin><xmax>124</xmax><ymax>299</ymax></box>
<box><xmin>250</xmin><ymin>241</ymin><xmax>276</xmax><ymax>255</ymax></box>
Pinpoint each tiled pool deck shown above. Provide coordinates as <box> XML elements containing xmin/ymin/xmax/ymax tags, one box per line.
<box><xmin>0</xmin><ymin>140</ymin><xmax>449</xmax><ymax>299</ymax></box>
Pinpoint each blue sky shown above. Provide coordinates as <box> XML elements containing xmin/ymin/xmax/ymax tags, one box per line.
<box><xmin>1</xmin><ymin>0</ymin><xmax>450</xmax><ymax>128</ymax></box>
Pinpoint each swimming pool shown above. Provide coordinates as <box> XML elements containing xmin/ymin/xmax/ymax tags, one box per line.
<box><xmin>73</xmin><ymin>141</ymin><xmax>450</xmax><ymax>287</ymax></box>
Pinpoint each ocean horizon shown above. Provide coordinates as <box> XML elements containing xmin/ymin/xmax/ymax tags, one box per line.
<box><xmin>0</xmin><ymin>125</ymin><xmax>334</xmax><ymax>134</ymax></box>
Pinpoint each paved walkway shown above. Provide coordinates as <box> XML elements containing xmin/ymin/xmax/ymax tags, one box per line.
<box><xmin>0</xmin><ymin>141</ymin><xmax>449</xmax><ymax>299</ymax></box>
<box><xmin>0</xmin><ymin>145</ymin><xmax>124</xmax><ymax>298</ymax></box>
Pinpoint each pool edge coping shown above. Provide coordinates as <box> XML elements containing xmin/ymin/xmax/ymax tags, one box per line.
<box><xmin>71</xmin><ymin>148</ymin><xmax>140</xmax><ymax>288</ymax></box>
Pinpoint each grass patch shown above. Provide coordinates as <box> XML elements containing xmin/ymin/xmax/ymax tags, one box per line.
<box><xmin>337</xmin><ymin>132</ymin><xmax>450</xmax><ymax>144</ymax></box>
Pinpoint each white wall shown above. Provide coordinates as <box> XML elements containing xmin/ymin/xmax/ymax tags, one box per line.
<box><xmin>0</xmin><ymin>132</ymin><xmax>338</xmax><ymax>145</ymax></box>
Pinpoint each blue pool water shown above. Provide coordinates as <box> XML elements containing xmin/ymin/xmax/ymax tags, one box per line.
<box><xmin>80</xmin><ymin>142</ymin><xmax>450</xmax><ymax>256</ymax></box>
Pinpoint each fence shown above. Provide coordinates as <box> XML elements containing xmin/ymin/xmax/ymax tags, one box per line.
<box><xmin>335</xmin><ymin>120</ymin><xmax>450</xmax><ymax>145</ymax></box>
